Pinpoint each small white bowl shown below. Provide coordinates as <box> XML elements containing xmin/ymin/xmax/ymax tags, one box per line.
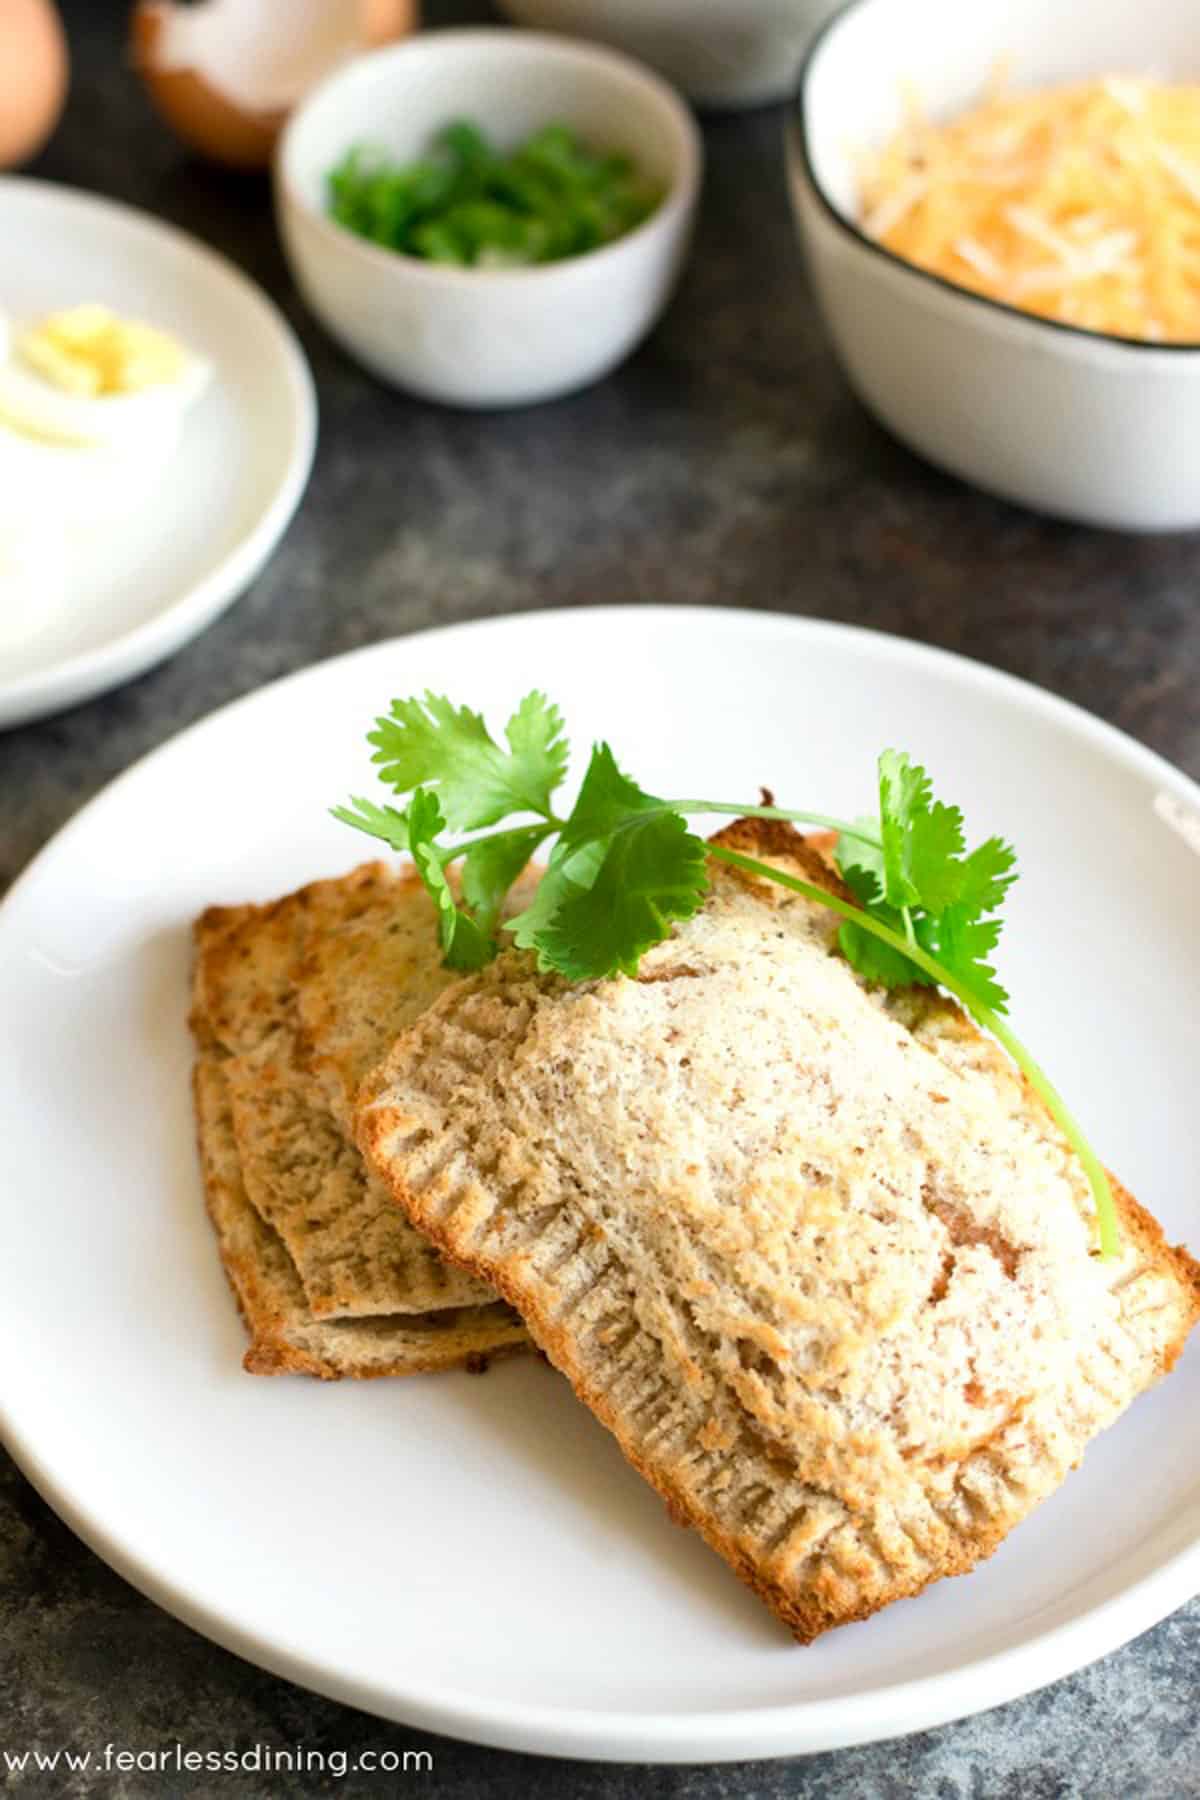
<box><xmin>275</xmin><ymin>29</ymin><xmax>701</xmax><ymax>409</ymax></box>
<box><xmin>789</xmin><ymin>0</ymin><xmax>1200</xmax><ymax>532</ymax></box>
<box><xmin>496</xmin><ymin>0</ymin><xmax>840</xmax><ymax>109</ymax></box>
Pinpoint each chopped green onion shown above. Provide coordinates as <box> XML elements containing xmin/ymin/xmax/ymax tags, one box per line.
<box><xmin>326</xmin><ymin>121</ymin><xmax>662</xmax><ymax>268</ymax></box>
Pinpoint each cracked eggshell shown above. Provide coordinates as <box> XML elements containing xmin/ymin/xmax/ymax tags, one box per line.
<box><xmin>0</xmin><ymin>0</ymin><xmax>68</xmax><ymax>169</ymax></box>
<box><xmin>130</xmin><ymin>0</ymin><xmax>418</xmax><ymax>170</ymax></box>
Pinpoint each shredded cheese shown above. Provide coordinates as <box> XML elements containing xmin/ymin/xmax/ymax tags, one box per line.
<box><xmin>858</xmin><ymin>76</ymin><xmax>1200</xmax><ymax>342</ymax></box>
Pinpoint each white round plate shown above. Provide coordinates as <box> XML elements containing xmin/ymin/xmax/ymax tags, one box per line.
<box><xmin>0</xmin><ymin>179</ymin><xmax>316</xmax><ymax>730</ymax></box>
<box><xmin>1</xmin><ymin>607</ymin><xmax>1198</xmax><ymax>1763</ymax></box>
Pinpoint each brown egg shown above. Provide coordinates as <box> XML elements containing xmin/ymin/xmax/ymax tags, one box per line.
<box><xmin>0</xmin><ymin>0</ymin><xmax>69</xmax><ymax>169</ymax></box>
<box><xmin>130</xmin><ymin>0</ymin><xmax>418</xmax><ymax>172</ymax></box>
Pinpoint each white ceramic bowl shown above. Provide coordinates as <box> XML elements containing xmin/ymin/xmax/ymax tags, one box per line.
<box><xmin>496</xmin><ymin>0</ymin><xmax>839</xmax><ymax>108</ymax></box>
<box><xmin>789</xmin><ymin>0</ymin><xmax>1200</xmax><ymax>532</ymax></box>
<box><xmin>275</xmin><ymin>29</ymin><xmax>701</xmax><ymax>409</ymax></box>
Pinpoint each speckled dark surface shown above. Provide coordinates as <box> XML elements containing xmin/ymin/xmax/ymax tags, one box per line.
<box><xmin>3</xmin><ymin>2</ymin><xmax>1198</xmax><ymax>1794</ymax></box>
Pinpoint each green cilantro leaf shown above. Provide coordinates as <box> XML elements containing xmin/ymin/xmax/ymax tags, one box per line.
<box><xmin>869</xmin><ymin>751</ymin><xmax>1017</xmax><ymax>926</ymax></box>
<box><xmin>838</xmin><ymin>852</ymin><xmax>882</xmax><ymax>911</ymax></box>
<box><xmin>460</xmin><ymin>824</ymin><xmax>552</xmax><ymax>940</ymax></box>
<box><xmin>406</xmin><ymin>787</ymin><xmax>494</xmax><ymax>971</ymax></box>
<box><xmin>835</xmin><ymin>816</ymin><xmax>886</xmax><ymax>898</ymax></box>
<box><xmin>369</xmin><ymin>690</ymin><xmax>567</xmax><ymax>829</ymax></box>
<box><xmin>906</xmin><ymin>798</ymin><xmax>968</xmax><ymax>914</ymax></box>
<box><xmin>877</xmin><ymin>749</ymin><xmax>931</xmax><ymax>908</ymax></box>
<box><xmin>837</xmin><ymin>856</ymin><xmax>930</xmax><ymax>987</ymax></box>
<box><xmin>918</xmin><ymin>905</ymin><xmax>1010</xmax><ymax>1015</ymax></box>
<box><xmin>329</xmin><ymin>795</ymin><xmax>410</xmax><ymax>853</ymax></box>
<box><xmin>505</xmin><ymin>835</ymin><xmax>607</xmax><ymax>953</ymax></box>
<box><xmin>957</xmin><ymin>835</ymin><xmax>1019</xmax><ymax>916</ymax></box>
<box><xmin>503</xmin><ymin>691</ymin><xmax>570</xmax><ymax>799</ymax></box>
<box><xmin>507</xmin><ymin>742</ymin><xmax>708</xmax><ymax>973</ymax></box>
<box><xmin>837</xmin><ymin>919</ymin><xmax>931</xmax><ymax>990</ymax></box>
<box><xmin>839</xmin><ymin>756</ymin><xmax>1018</xmax><ymax>1012</ymax></box>
<box><xmin>507</xmin><ymin>741</ymin><xmax>662</xmax><ymax>952</ymax></box>
<box><xmin>556</xmin><ymin>741</ymin><xmax>659</xmax><ymax>847</ymax></box>
<box><xmin>876</xmin><ymin>749</ymin><xmax>975</xmax><ymax>915</ymax></box>
<box><xmin>530</xmin><ymin>809</ymin><xmax>708</xmax><ymax>980</ymax></box>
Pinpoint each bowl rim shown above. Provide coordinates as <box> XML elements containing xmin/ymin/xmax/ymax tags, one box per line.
<box><xmin>791</xmin><ymin>0</ymin><xmax>1200</xmax><ymax>357</ymax></box>
<box><xmin>275</xmin><ymin>26</ymin><xmax>703</xmax><ymax>288</ymax></box>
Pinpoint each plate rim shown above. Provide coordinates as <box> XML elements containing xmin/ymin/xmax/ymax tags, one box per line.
<box><xmin>2</xmin><ymin>604</ymin><xmax>1198</xmax><ymax>1763</ymax></box>
<box><xmin>0</xmin><ymin>176</ymin><xmax>318</xmax><ymax>731</ymax></box>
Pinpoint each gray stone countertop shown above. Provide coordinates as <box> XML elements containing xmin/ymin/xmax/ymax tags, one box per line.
<box><xmin>3</xmin><ymin>2</ymin><xmax>1198</xmax><ymax>1794</ymax></box>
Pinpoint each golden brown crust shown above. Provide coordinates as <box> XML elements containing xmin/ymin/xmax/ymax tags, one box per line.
<box><xmin>707</xmin><ymin>818</ymin><xmax>850</xmax><ymax>901</ymax></box>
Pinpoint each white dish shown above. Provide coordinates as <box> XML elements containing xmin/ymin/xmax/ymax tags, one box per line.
<box><xmin>496</xmin><ymin>0</ymin><xmax>838</xmax><ymax>109</ymax></box>
<box><xmin>789</xmin><ymin>0</ymin><xmax>1200</xmax><ymax>532</ymax></box>
<box><xmin>0</xmin><ymin>179</ymin><xmax>316</xmax><ymax>729</ymax></box>
<box><xmin>275</xmin><ymin>30</ymin><xmax>701</xmax><ymax>409</ymax></box>
<box><xmin>1</xmin><ymin>605</ymin><xmax>1198</xmax><ymax>1762</ymax></box>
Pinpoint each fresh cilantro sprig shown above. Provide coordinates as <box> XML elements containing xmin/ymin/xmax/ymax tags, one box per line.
<box><xmin>833</xmin><ymin>748</ymin><xmax>1018</xmax><ymax>1013</ymax></box>
<box><xmin>334</xmin><ymin>693</ymin><xmax>1118</xmax><ymax>1258</ymax></box>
